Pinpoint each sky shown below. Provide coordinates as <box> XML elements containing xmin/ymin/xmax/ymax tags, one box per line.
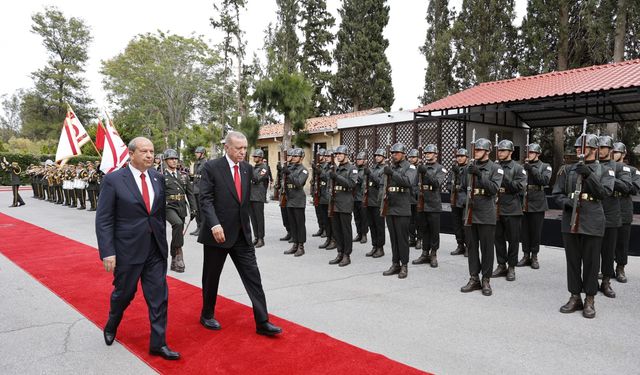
<box><xmin>0</xmin><ymin>0</ymin><xmax>527</xmax><ymax>113</ymax></box>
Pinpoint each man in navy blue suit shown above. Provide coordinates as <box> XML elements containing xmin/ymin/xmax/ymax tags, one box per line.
<box><xmin>95</xmin><ymin>137</ymin><xmax>180</xmax><ymax>360</ymax></box>
<box><xmin>198</xmin><ymin>131</ymin><xmax>282</xmax><ymax>336</ymax></box>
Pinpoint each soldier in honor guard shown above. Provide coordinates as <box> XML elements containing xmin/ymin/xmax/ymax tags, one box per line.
<box><xmin>518</xmin><ymin>143</ymin><xmax>552</xmax><ymax>269</ymax></box>
<box><xmin>491</xmin><ymin>140</ymin><xmax>527</xmax><ymax>281</ymax></box>
<box><xmin>352</xmin><ymin>152</ymin><xmax>369</xmax><ymax>244</ymax></box>
<box><xmin>381</xmin><ymin>143</ymin><xmax>414</xmax><ymax>279</ymax></box>
<box><xmin>163</xmin><ymin>149</ymin><xmax>197</xmax><ymax>273</ymax></box>
<box><xmin>75</xmin><ymin>162</ymin><xmax>88</xmax><ymax>210</ymax></box>
<box><xmin>611</xmin><ymin>142</ymin><xmax>639</xmax><ymax>283</ymax></box>
<box><xmin>552</xmin><ymin>134</ymin><xmax>614</xmax><ymax>318</ymax></box>
<box><xmin>275</xmin><ymin>148</ymin><xmax>294</xmax><ymax>242</ymax></box>
<box><xmin>365</xmin><ymin>148</ymin><xmax>387</xmax><ymax>258</ymax></box>
<box><xmin>2</xmin><ymin>161</ymin><xmax>25</xmax><ymax>207</ymax></box>
<box><xmin>154</xmin><ymin>154</ymin><xmax>163</xmax><ymax>171</ymax></box>
<box><xmin>327</xmin><ymin>145</ymin><xmax>358</xmax><ymax>267</ymax></box>
<box><xmin>460</xmin><ymin>138</ymin><xmax>504</xmax><ymax>296</ymax></box>
<box><xmin>406</xmin><ymin>149</ymin><xmax>423</xmax><ymax>249</ymax></box>
<box><xmin>283</xmin><ymin>148</ymin><xmax>309</xmax><ymax>256</ymax></box>
<box><xmin>450</xmin><ymin>148</ymin><xmax>470</xmax><ymax>256</ymax></box>
<box><xmin>413</xmin><ymin>144</ymin><xmax>446</xmax><ymax>268</ymax></box>
<box><xmin>597</xmin><ymin>136</ymin><xmax>632</xmax><ymax>298</ymax></box>
<box><xmin>190</xmin><ymin>146</ymin><xmax>207</xmax><ymax>236</ymax></box>
<box><xmin>311</xmin><ymin>148</ymin><xmax>326</xmax><ymax>238</ymax></box>
<box><xmin>318</xmin><ymin>150</ymin><xmax>337</xmax><ymax>250</ymax></box>
<box><xmin>249</xmin><ymin>149</ymin><xmax>270</xmax><ymax>248</ymax></box>
<box><xmin>87</xmin><ymin>162</ymin><xmax>100</xmax><ymax>211</ymax></box>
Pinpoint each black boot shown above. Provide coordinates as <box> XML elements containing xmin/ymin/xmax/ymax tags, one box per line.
<box><xmin>325</xmin><ymin>240</ymin><xmax>337</xmax><ymax>250</ymax></box>
<box><xmin>280</xmin><ymin>232</ymin><xmax>291</xmax><ymax>241</ymax></box>
<box><xmin>294</xmin><ymin>243</ymin><xmax>305</xmax><ymax>257</ymax></box>
<box><xmin>450</xmin><ymin>243</ymin><xmax>465</xmax><ymax>256</ymax></box>
<box><xmin>429</xmin><ymin>250</ymin><xmax>438</xmax><ymax>268</ymax></box>
<box><xmin>560</xmin><ymin>294</ymin><xmax>583</xmax><ymax>313</ymax></box>
<box><xmin>583</xmin><ymin>295</ymin><xmax>596</xmax><ymax>319</ymax></box>
<box><xmin>506</xmin><ymin>266</ymin><xmax>516</xmax><ymax>281</ymax></box>
<box><xmin>415</xmin><ymin>238</ymin><xmax>422</xmax><ymax>249</ymax></box>
<box><xmin>460</xmin><ymin>275</ymin><xmax>481</xmax><ymax>293</ymax></box>
<box><xmin>255</xmin><ymin>239</ymin><xmax>265</xmax><ymax>248</ymax></box>
<box><xmin>531</xmin><ymin>254</ymin><xmax>540</xmax><ymax>269</ymax></box>
<box><xmin>329</xmin><ymin>253</ymin><xmax>343</xmax><ymax>265</ymax></box>
<box><xmin>360</xmin><ymin>234</ymin><xmax>367</xmax><ymax>244</ymax></box>
<box><xmin>365</xmin><ymin>246</ymin><xmax>376</xmax><ymax>257</ymax></box>
<box><xmin>372</xmin><ymin>247</ymin><xmax>385</xmax><ymax>258</ymax></box>
<box><xmin>516</xmin><ymin>253</ymin><xmax>531</xmax><ymax>267</ymax></box>
<box><xmin>411</xmin><ymin>250</ymin><xmax>430</xmax><ymax>265</ymax></box>
<box><xmin>312</xmin><ymin>228</ymin><xmax>323</xmax><ymax>237</ymax></box>
<box><xmin>284</xmin><ymin>242</ymin><xmax>298</xmax><ymax>254</ymax></box>
<box><xmin>174</xmin><ymin>248</ymin><xmax>185</xmax><ymax>273</ymax></box>
<box><xmin>616</xmin><ymin>264</ymin><xmax>627</xmax><ymax>283</ymax></box>
<box><xmin>383</xmin><ymin>263</ymin><xmax>401</xmax><ymax>276</ymax></box>
<box><xmin>491</xmin><ymin>264</ymin><xmax>508</xmax><ymax>278</ymax></box>
<box><xmin>600</xmin><ymin>277</ymin><xmax>616</xmax><ymax>298</ymax></box>
<box><xmin>481</xmin><ymin>278</ymin><xmax>492</xmax><ymax>296</ymax></box>
<box><xmin>408</xmin><ymin>237</ymin><xmax>417</xmax><ymax>247</ymax></box>
<box><xmin>338</xmin><ymin>255</ymin><xmax>351</xmax><ymax>267</ymax></box>
<box><xmin>398</xmin><ymin>265</ymin><xmax>408</xmax><ymax>279</ymax></box>
<box><xmin>320</xmin><ymin>230</ymin><xmax>327</xmax><ymax>238</ymax></box>
<box><xmin>352</xmin><ymin>234</ymin><xmax>362</xmax><ymax>242</ymax></box>
<box><xmin>319</xmin><ymin>238</ymin><xmax>330</xmax><ymax>249</ymax></box>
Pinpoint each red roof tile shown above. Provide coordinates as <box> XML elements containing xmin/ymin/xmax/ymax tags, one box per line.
<box><xmin>258</xmin><ymin>108</ymin><xmax>386</xmax><ymax>139</ymax></box>
<box><xmin>414</xmin><ymin>59</ymin><xmax>640</xmax><ymax>112</ymax></box>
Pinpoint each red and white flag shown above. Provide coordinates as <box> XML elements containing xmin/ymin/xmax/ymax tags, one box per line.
<box><xmin>55</xmin><ymin>107</ymin><xmax>90</xmax><ymax>164</ymax></box>
<box><xmin>99</xmin><ymin>114</ymin><xmax>129</xmax><ymax>174</ymax></box>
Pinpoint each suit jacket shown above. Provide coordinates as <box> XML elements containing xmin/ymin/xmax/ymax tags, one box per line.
<box><xmin>95</xmin><ymin>166</ymin><xmax>168</xmax><ymax>264</ymax></box>
<box><xmin>197</xmin><ymin>157</ymin><xmax>253</xmax><ymax>248</ymax></box>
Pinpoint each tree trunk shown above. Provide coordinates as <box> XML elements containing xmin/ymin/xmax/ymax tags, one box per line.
<box><xmin>552</xmin><ymin>0</ymin><xmax>570</xmax><ymax>185</ymax></box>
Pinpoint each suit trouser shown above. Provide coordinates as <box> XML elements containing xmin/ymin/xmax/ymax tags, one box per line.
<box><xmin>387</xmin><ymin>215</ymin><xmax>410</xmax><ymax>265</ymax></box>
<box><xmin>521</xmin><ymin>211</ymin><xmax>545</xmax><ymax>254</ymax></box>
<box><xmin>331</xmin><ymin>212</ymin><xmax>353</xmax><ymax>255</ymax></box>
<box><xmin>451</xmin><ymin>206</ymin><xmax>466</xmax><ymax>245</ymax></box>
<box><xmin>166</xmin><ymin>208</ymin><xmax>185</xmax><ymax>254</ymax></box>
<box><xmin>495</xmin><ymin>215</ymin><xmax>521</xmax><ymax>267</ymax></box>
<box><xmin>468</xmin><ymin>224</ymin><xmax>495</xmax><ymax>278</ymax></box>
<box><xmin>353</xmin><ymin>201</ymin><xmax>368</xmax><ymax>236</ymax></box>
<box><xmin>287</xmin><ymin>207</ymin><xmax>306</xmax><ymax>243</ymax></box>
<box><xmin>421</xmin><ymin>212</ymin><xmax>441</xmax><ymax>252</ymax></box>
<box><xmin>280</xmin><ymin>206</ymin><xmax>289</xmax><ymax>232</ymax></box>
<box><xmin>249</xmin><ymin>201</ymin><xmax>265</xmax><ymax>239</ymax></box>
<box><xmin>108</xmin><ymin>237</ymin><xmax>168</xmax><ymax>348</ymax></box>
<box><xmin>11</xmin><ymin>185</ymin><xmax>24</xmax><ymax>206</ymax></box>
<box><xmin>600</xmin><ymin>227</ymin><xmax>618</xmax><ymax>278</ymax></box>
<box><xmin>615</xmin><ymin>224</ymin><xmax>631</xmax><ymax>266</ymax></box>
<box><xmin>201</xmin><ymin>234</ymin><xmax>268</xmax><ymax>324</ymax></box>
<box><xmin>314</xmin><ymin>204</ymin><xmax>325</xmax><ymax>231</ymax></box>
<box><xmin>367</xmin><ymin>206</ymin><xmax>385</xmax><ymax>247</ymax></box>
<box><xmin>319</xmin><ymin>204</ymin><xmax>332</xmax><ymax>240</ymax></box>
<box><xmin>562</xmin><ymin>233</ymin><xmax>601</xmax><ymax>296</ymax></box>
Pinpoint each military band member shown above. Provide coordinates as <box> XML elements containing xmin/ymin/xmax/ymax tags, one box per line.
<box><xmin>87</xmin><ymin>162</ymin><xmax>100</xmax><ymax>211</ymax></box>
<box><xmin>612</xmin><ymin>142</ymin><xmax>639</xmax><ymax>283</ymax></box>
<box><xmin>381</xmin><ymin>143</ymin><xmax>414</xmax><ymax>279</ymax></box>
<box><xmin>407</xmin><ymin>149</ymin><xmax>422</xmax><ymax>249</ymax></box>
<box><xmin>460</xmin><ymin>138</ymin><xmax>503</xmax><ymax>296</ymax></box>
<box><xmin>450</xmin><ymin>148</ymin><xmax>469</xmax><ymax>256</ymax></box>
<box><xmin>328</xmin><ymin>145</ymin><xmax>358</xmax><ymax>267</ymax></box>
<box><xmin>74</xmin><ymin>162</ymin><xmax>88</xmax><ymax>210</ymax></box>
<box><xmin>492</xmin><ymin>140</ymin><xmax>527</xmax><ymax>281</ymax></box>
<box><xmin>365</xmin><ymin>148</ymin><xmax>387</xmax><ymax>258</ymax></box>
<box><xmin>318</xmin><ymin>150</ymin><xmax>337</xmax><ymax>250</ymax></box>
<box><xmin>250</xmin><ymin>149</ymin><xmax>270</xmax><ymax>248</ymax></box>
<box><xmin>163</xmin><ymin>149</ymin><xmax>197</xmax><ymax>273</ymax></box>
<box><xmin>552</xmin><ymin>134</ymin><xmax>614</xmax><ymax>318</ymax></box>
<box><xmin>190</xmin><ymin>146</ymin><xmax>207</xmax><ymax>236</ymax></box>
<box><xmin>283</xmin><ymin>148</ymin><xmax>309</xmax><ymax>256</ymax></box>
<box><xmin>2</xmin><ymin>161</ymin><xmax>25</xmax><ymax>207</ymax></box>
<box><xmin>597</xmin><ymin>136</ymin><xmax>631</xmax><ymax>298</ymax></box>
<box><xmin>518</xmin><ymin>143</ymin><xmax>551</xmax><ymax>269</ymax></box>
<box><xmin>352</xmin><ymin>152</ymin><xmax>368</xmax><ymax>244</ymax></box>
<box><xmin>413</xmin><ymin>144</ymin><xmax>446</xmax><ymax>268</ymax></box>
<box><xmin>275</xmin><ymin>149</ymin><xmax>294</xmax><ymax>242</ymax></box>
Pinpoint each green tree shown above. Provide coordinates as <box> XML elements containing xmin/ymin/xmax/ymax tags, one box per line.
<box><xmin>332</xmin><ymin>0</ymin><xmax>394</xmax><ymax>111</ymax></box>
<box><xmin>237</xmin><ymin>115</ymin><xmax>260</xmax><ymax>148</ymax></box>
<box><xmin>0</xmin><ymin>91</ymin><xmax>23</xmax><ymax>142</ymax></box>
<box><xmin>300</xmin><ymin>0</ymin><xmax>335</xmax><ymax>115</ymax></box>
<box><xmin>419</xmin><ymin>0</ymin><xmax>456</xmax><ymax>104</ymax></box>
<box><xmin>101</xmin><ymin>32</ymin><xmax>220</xmax><ymax>150</ymax></box>
<box><xmin>273</xmin><ymin>0</ymin><xmax>301</xmax><ymax>74</ymax></box>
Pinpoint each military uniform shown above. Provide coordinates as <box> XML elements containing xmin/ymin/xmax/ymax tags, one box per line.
<box><xmin>191</xmin><ymin>151</ymin><xmax>207</xmax><ymax>235</ymax></box>
<box><xmin>164</xmin><ymin>161</ymin><xmax>197</xmax><ymax>272</ymax></box>
<box><xmin>311</xmin><ymin>150</ymin><xmax>326</xmax><ymax>237</ymax></box>
<box><xmin>449</xmin><ymin>152</ymin><xmax>469</xmax><ymax>256</ymax></box>
<box><xmin>352</xmin><ymin>158</ymin><xmax>369</xmax><ymax>244</ymax></box>
<box><xmin>250</xmin><ymin>158</ymin><xmax>270</xmax><ymax>247</ymax></box>
<box><xmin>283</xmin><ymin>151</ymin><xmax>309</xmax><ymax>255</ymax></box>
<box><xmin>275</xmin><ymin>160</ymin><xmax>291</xmax><ymax>240</ymax></box>
<box><xmin>407</xmin><ymin>149</ymin><xmax>422</xmax><ymax>249</ymax></box>
<box><xmin>365</xmin><ymin>150</ymin><xmax>387</xmax><ymax>257</ymax></box>
<box><xmin>87</xmin><ymin>166</ymin><xmax>100</xmax><ymax>211</ymax></box>
<box><xmin>318</xmin><ymin>159</ymin><xmax>336</xmax><ymax>249</ymax></box>
<box><xmin>4</xmin><ymin>162</ymin><xmax>25</xmax><ymax>207</ymax></box>
<box><xmin>519</xmin><ymin>155</ymin><xmax>552</xmax><ymax>268</ymax></box>
<box><xmin>328</xmin><ymin>147</ymin><xmax>358</xmax><ymax>267</ymax></box>
<box><xmin>615</xmin><ymin>150</ymin><xmax>640</xmax><ymax>282</ymax></box>
<box><xmin>414</xmin><ymin>154</ymin><xmax>446</xmax><ymax>268</ymax></box>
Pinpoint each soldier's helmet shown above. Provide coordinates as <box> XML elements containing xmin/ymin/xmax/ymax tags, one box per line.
<box><xmin>456</xmin><ymin>148</ymin><xmax>469</xmax><ymax>157</ymax></box>
<box><xmin>163</xmin><ymin>149</ymin><xmax>179</xmax><ymax>160</ymax></box>
<box><xmin>155</xmin><ymin>153</ymin><xmax>163</xmax><ymax>160</ymax></box>
<box><xmin>474</xmin><ymin>138</ymin><xmax>492</xmax><ymax>151</ymax></box>
<box><xmin>527</xmin><ymin>143</ymin><xmax>542</xmax><ymax>154</ymax></box>
<box><xmin>598</xmin><ymin>135</ymin><xmax>614</xmax><ymax>148</ymax></box>
<box><xmin>356</xmin><ymin>151</ymin><xmax>366</xmax><ymax>160</ymax></box>
<box><xmin>424</xmin><ymin>144</ymin><xmax>438</xmax><ymax>153</ymax></box>
<box><xmin>407</xmin><ymin>149</ymin><xmax>419</xmax><ymax>158</ymax></box>
<box><xmin>373</xmin><ymin>148</ymin><xmax>386</xmax><ymax>157</ymax></box>
<box><xmin>287</xmin><ymin>148</ymin><xmax>295</xmax><ymax>155</ymax></box>
<box><xmin>317</xmin><ymin>148</ymin><xmax>326</xmax><ymax>157</ymax></box>
<box><xmin>326</xmin><ymin>148</ymin><xmax>334</xmax><ymax>156</ymax></box>
<box><xmin>45</xmin><ymin>159</ymin><xmax>54</xmax><ymax>166</ymax></box>
<box><xmin>335</xmin><ymin>145</ymin><xmax>349</xmax><ymax>155</ymax></box>
<box><xmin>612</xmin><ymin>142</ymin><xmax>627</xmax><ymax>153</ymax></box>
<box><xmin>291</xmin><ymin>148</ymin><xmax>305</xmax><ymax>157</ymax></box>
<box><xmin>497</xmin><ymin>139</ymin><xmax>514</xmax><ymax>151</ymax></box>
<box><xmin>390</xmin><ymin>142</ymin><xmax>407</xmax><ymax>154</ymax></box>
<box><xmin>195</xmin><ymin>146</ymin><xmax>206</xmax><ymax>154</ymax></box>
<box><xmin>574</xmin><ymin>134</ymin><xmax>599</xmax><ymax>148</ymax></box>
<box><xmin>252</xmin><ymin>149</ymin><xmax>264</xmax><ymax>158</ymax></box>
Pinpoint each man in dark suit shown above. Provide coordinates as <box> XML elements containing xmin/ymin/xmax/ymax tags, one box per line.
<box><xmin>95</xmin><ymin>137</ymin><xmax>180</xmax><ymax>360</ymax></box>
<box><xmin>198</xmin><ymin>131</ymin><xmax>282</xmax><ymax>336</ymax></box>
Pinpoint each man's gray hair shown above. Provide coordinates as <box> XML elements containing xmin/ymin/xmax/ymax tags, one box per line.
<box><xmin>224</xmin><ymin>131</ymin><xmax>247</xmax><ymax>145</ymax></box>
<box><xmin>128</xmin><ymin>137</ymin><xmax>153</xmax><ymax>152</ymax></box>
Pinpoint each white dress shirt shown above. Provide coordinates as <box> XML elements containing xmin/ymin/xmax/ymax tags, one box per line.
<box><xmin>129</xmin><ymin>164</ymin><xmax>155</xmax><ymax>211</ymax></box>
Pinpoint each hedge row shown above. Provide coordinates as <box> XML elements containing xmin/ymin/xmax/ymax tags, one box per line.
<box><xmin>0</xmin><ymin>152</ymin><xmax>100</xmax><ymax>186</ymax></box>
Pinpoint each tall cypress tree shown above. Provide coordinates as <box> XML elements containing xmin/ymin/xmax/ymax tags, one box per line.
<box><xmin>300</xmin><ymin>0</ymin><xmax>335</xmax><ymax>116</ymax></box>
<box><xmin>419</xmin><ymin>0</ymin><xmax>455</xmax><ymax>104</ymax></box>
<box><xmin>274</xmin><ymin>0</ymin><xmax>301</xmax><ymax>74</ymax></box>
<box><xmin>332</xmin><ymin>0</ymin><xmax>394</xmax><ymax>112</ymax></box>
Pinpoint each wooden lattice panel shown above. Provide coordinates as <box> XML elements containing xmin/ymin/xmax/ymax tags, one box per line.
<box><xmin>340</xmin><ymin>128</ymin><xmax>357</xmax><ymax>154</ymax></box>
<box><xmin>395</xmin><ymin>122</ymin><xmax>415</xmax><ymax>149</ymax></box>
<box><xmin>357</xmin><ymin>127</ymin><xmax>375</xmax><ymax>166</ymax></box>
<box><xmin>416</xmin><ymin>120</ymin><xmax>439</xmax><ymax>148</ymax></box>
<box><xmin>439</xmin><ymin>119</ymin><xmax>463</xmax><ymax>192</ymax></box>
<box><xmin>375</xmin><ymin>125</ymin><xmax>393</xmax><ymax>150</ymax></box>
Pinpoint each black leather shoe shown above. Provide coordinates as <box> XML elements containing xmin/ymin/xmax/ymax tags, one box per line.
<box><xmin>150</xmin><ymin>346</ymin><xmax>181</xmax><ymax>360</ymax></box>
<box><xmin>200</xmin><ymin>316</ymin><xmax>221</xmax><ymax>330</ymax></box>
<box><xmin>256</xmin><ymin>321</ymin><xmax>282</xmax><ymax>336</ymax></box>
<box><xmin>103</xmin><ymin>329</ymin><xmax>116</xmax><ymax>346</ymax></box>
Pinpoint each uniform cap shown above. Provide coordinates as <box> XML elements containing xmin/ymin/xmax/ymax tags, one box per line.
<box><xmin>407</xmin><ymin>149</ymin><xmax>419</xmax><ymax>158</ymax></box>
<box><xmin>424</xmin><ymin>144</ymin><xmax>438</xmax><ymax>153</ymax></box>
<box><xmin>497</xmin><ymin>139</ymin><xmax>514</xmax><ymax>151</ymax></box>
<box><xmin>390</xmin><ymin>142</ymin><xmax>407</xmax><ymax>154</ymax></box>
<box><xmin>163</xmin><ymin>149</ymin><xmax>179</xmax><ymax>159</ymax></box>
<box><xmin>252</xmin><ymin>149</ymin><xmax>264</xmax><ymax>158</ymax></box>
<box><xmin>335</xmin><ymin>145</ymin><xmax>349</xmax><ymax>154</ymax></box>
<box><xmin>474</xmin><ymin>138</ymin><xmax>492</xmax><ymax>151</ymax></box>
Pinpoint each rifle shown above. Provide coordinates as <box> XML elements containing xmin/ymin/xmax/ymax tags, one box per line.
<box><xmin>495</xmin><ymin>133</ymin><xmax>501</xmax><ymax>220</ymax></box>
<box><xmin>273</xmin><ymin>162</ymin><xmax>281</xmax><ymax>201</ymax></box>
<box><xmin>313</xmin><ymin>147</ymin><xmax>320</xmax><ymax>207</ymax></box>
<box><xmin>569</xmin><ymin>119</ymin><xmax>588</xmax><ymax>233</ymax></box>
<box><xmin>279</xmin><ymin>149</ymin><xmax>288</xmax><ymax>208</ymax></box>
<box><xmin>328</xmin><ymin>153</ymin><xmax>337</xmax><ymax>217</ymax></box>
<box><xmin>463</xmin><ymin>129</ymin><xmax>477</xmax><ymax>226</ymax></box>
<box><xmin>450</xmin><ymin>147</ymin><xmax>459</xmax><ymax>206</ymax></box>
<box><xmin>380</xmin><ymin>144</ymin><xmax>392</xmax><ymax>217</ymax></box>
<box><xmin>523</xmin><ymin>129</ymin><xmax>530</xmax><ymax>212</ymax></box>
<box><xmin>417</xmin><ymin>146</ymin><xmax>425</xmax><ymax>211</ymax></box>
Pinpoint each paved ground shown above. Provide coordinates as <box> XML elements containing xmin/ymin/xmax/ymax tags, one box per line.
<box><xmin>1</xmin><ymin>190</ymin><xmax>639</xmax><ymax>374</ymax></box>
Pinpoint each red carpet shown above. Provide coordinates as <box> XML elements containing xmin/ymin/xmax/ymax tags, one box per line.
<box><xmin>0</xmin><ymin>213</ymin><xmax>429</xmax><ymax>374</ymax></box>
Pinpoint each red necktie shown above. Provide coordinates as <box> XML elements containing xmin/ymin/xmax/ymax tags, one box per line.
<box><xmin>233</xmin><ymin>164</ymin><xmax>242</xmax><ymax>201</ymax></box>
<box><xmin>140</xmin><ymin>173</ymin><xmax>151</xmax><ymax>213</ymax></box>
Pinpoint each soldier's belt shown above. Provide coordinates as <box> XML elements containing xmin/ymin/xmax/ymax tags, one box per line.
<box><xmin>334</xmin><ymin>186</ymin><xmax>351</xmax><ymax>192</ymax></box>
<box><xmin>167</xmin><ymin>194</ymin><xmax>185</xmax><ymax>201</ymax></box>
<box><xmin>569</xmin><ymin>192</ymin><xmax>598</xmax><ymax>201</ymax></box>
<box><xmin>368</xmin><ymin>181</ymin><xmax>375</xmax><ymax>186</ymax></box>
<box><xmin>421</xmin><ymin>185</ymin><xmax>435</xmax><ymax>191</ymax></box>
<box><xmin>455</xmin><ymin>184</ymin><xmax>461</xmax><ymax>190</ymax></box>
<box><xmin>473</xmin><ymin>188</ymin><xmax>490</xmax><ymax>196</ymax></box>
<box><xmin>498</xmin><ymin>187</ymin><xmax>506</xmax><ymax>193</ymax></box>
<box><xmin>320</xmin><ymin>181</ymin><xmax>327</xmax><ymax>186</ymax></box>
<box><xmin>388</xmin><ymin>187</ymin><xmax>406</xmax><ymax>193</ymax></box>
<box><xmin>527</xmin><ymin>185</ymin><xmax>544</xmax><ymax>191</ymax></box>
<box><xmin>613</xmin><ymin>191</ymin><xmax>625</xmax><ymax>198</ymax></box>
<box><xmin>286</xmin><ymin>184</ymin><xmax>300</xmax><ymax>189</ymax></box>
